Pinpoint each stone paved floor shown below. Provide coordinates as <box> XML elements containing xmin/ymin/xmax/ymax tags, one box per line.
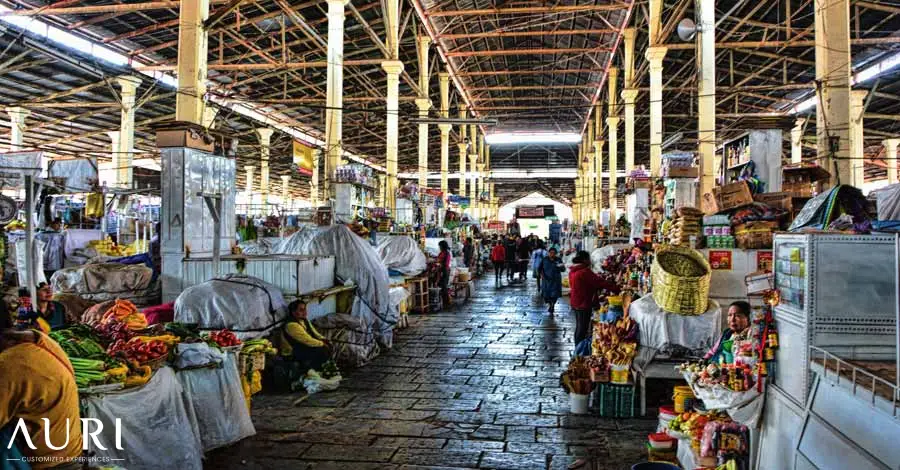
<box><xmin>207</xmin><ymin>276</ymin><xmax>655</xmax><ymax>469</ymax></box>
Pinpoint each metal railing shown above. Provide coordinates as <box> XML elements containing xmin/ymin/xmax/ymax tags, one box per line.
<box><xmin>809</xmin><ymin>345</ymin><xmax>899</xmax><ymax>419</ymax></box>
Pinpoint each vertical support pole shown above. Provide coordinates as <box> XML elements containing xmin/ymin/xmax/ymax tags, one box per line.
<box><xmin>469</xmin><ymin>124</ymin><xmax>477</xmax><ymax>207</ymax></box>
<box><xmin>814</xmin><ymin>0</ymin><xmax>852</xmax><ymax>186</ymax></box>
<box><xmin>311</xmin><ymin>149</ymin><xmax>321</xmax><ymax>207</ymax></box>
<box><xmin>115</xmin><ymin>76</ymin><xmax>141</xmax><ymax>188</ymax></box>
<box><xmin>256</xmin><ymin>128</ymin><xmax>274</xmax><ymax>203</ymax></box>
<box><xmin>324</xmin><ymin>0</ymin><xmax>349</xmax><ymax>199</ymax></box>
<box><xmin>244</xmin><ymin>165</ymin><xmax>255</xmax><ymax>206</ymax></box>
<box><xmin>459</xmin><ymin>105</ymin><xmax>468</xmax><ymax>198</ymax></box>
<box><xmin>607</xmin><ymin>67</ymin><xmax>620</xmax><ymax>222</ymax></box>
<box><xmin>587</xmin><ymin>118</ymin><xmax>596</xmax><ymax>221</ymax></box>
<box><xmin>849</xmin><ymin>89</ymin><xmax>867</xmax><ymax>188</ymax></box>
<box><xmin>281</xmin><ymin>175</ymin><xmax>291</xmax><ymax>207</ymax></box>
<box><xmin>7</xmin><ymin>107</ymin><xmax>30</xmax><ymax>151</ymax></box>
<box><xmin>24</xmin><ymin>175</ymin><xmax>35</xmax><ymax>300</ymax></box>
<box><xmin>622</xmin><ymin>27</ymin><xmax>637</xmax><ymax>175</ymax></box>
<box><xmin>646</xmin><ymin>47</ymin><xmax>667</xmax><ymax>178</ymax></box>
<box><xmin>791</xmin><ymin>118</ymin><xmax>807</xmax><ymax>164</ymax></box>
<box><xmin>439</xmin><ymin>72</ymin><xmax>451</xmax><ymax>199</ymax></box>
<box><xmin>202</xmin><ymin>107</ymin><xmax>217</xmax><ymax>128</ymax></box>
<box><xmin>594</xmin><ymin>103</ymin><xmax>603</xmax><ymax>218</ymax></box>
<box><xmin>416</xmin><ymin>35</ymin><xmax>432</xmax><ymax>189</ymax></box>
<box><xmin>107</xmin><ymin>131</ymin><xmax>121</xmax><ymax>187</ymax></box>
<box><xmin>175</xmin><ymin>0</ymin><xmax>209</xmax><ymax>124</ymax></box>
<box><xmin>883</xmin><ymin>139</ymin><xmax>900</xmax><ymax>184</ymax></box>
<box><xmin>382</xmin><ymin>61</ymin><xmax>404</xmax><ymax>213</ymax></box>
<box><xmin>697</xmin><ymin>0</ymin><xmax>717</xmax><ymax>199</ymax></box>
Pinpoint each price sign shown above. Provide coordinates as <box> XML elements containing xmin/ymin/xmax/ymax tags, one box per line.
<box><xmin>757</xmin><ymin>251</ymin><xmax>773</xmax><ymax>272</ymax></box>
<box><xmin>708</xmin><ymin>250</ymin><xmax>733</xmax><ymax>270</ymax></box>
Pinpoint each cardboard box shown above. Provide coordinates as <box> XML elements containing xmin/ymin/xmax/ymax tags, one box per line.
<box><xmin>156</xmin><ymin>128</ymin><xmax>215</xmax><ymax>152</ymax></box>
<box><xmin>702</xmin><ymin>181</ymin><xmax>754</xmax><ymax>214</ymax></box>
<box><xmin>665</xmin><ymin>167</ymin><xmax>699</xmax><ymax>178</ymax></box>
<box><xmin>754</xmin><ymin>192</ymin><xmax>792</xmax><ymax>211</ymax></box>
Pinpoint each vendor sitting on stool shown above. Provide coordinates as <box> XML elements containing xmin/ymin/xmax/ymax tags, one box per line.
<box><xmin>279</xmin><ymin>300</ymin><xmax>331</xmax><ymax>372</ymax></box>
<box><xmin>705</xmin><ymin>301</ymin><xmax>752</xmax><ymax>364</ymax></box>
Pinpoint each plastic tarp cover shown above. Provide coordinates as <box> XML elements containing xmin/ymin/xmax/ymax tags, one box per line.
<box><xmin>63</xmin><ymin>229</ymin><xmax>103</xmax><ymax>257</ymax></box>
<box><xmin>875</xmin><ymin>183</ymin><xmax>900</xmax><ymax>221</ymax></box>
<box><xmin>14</xmin><ymin>238</ymin><xmax>46</xmax><ymax>286</ymax></box>
<box><xmin>389</xmin><ymin>286</ymin><xmax>411</xmax><ymax>310</ymax></box>
<box><xmin>176</xmin><ymin>352</ymin><xmax>256</xmax><ymax>451</ymax></box>
<box><xmin>238</xmin><ymin>237</ymin><xmax>282</xmax><ymax>256</ymax></box>
<box><xmin>276</xmin><ymin>226</ymin><xmax>395</xmax><ymax>362</ymax></box>
<box><xmin>81</xmin><ymin>367</ymin><xmax>203</xmax><ymax>470</ymax></box>
<box><xmin>591</xmin><ymin>243</ymin><xmax>632</xmax><ymax>272</ymax></box>
<box><xmin>681</xmin><ymin>371</ymin><xmax>765</xmax><ymax>427</ymax></box>
<box><xmin>51</xmin><ymin>263</ymin><xmax>152</xmax><ymax>295</ymax></box>
<box><xmin>174</xmin><ymin>274</ymin><xmax>288</xmax><ymax>340</ymax></box>
<box><xmin>377</xmin><ymin>235</ymin><xmax>427</xmax><ymax>275</ymax></box>
<box><xmin>629</xmin><ymin>295</ymin><xmax>722</xmax><ymax>354</ymax></box>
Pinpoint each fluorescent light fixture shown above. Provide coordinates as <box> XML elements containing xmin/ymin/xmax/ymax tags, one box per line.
<box><xmin>485</xmin><ymin>132</ymin><xmax>582</xmax><ymax>145</ymax></box>
<box><xmin>789</xmin><ymin>51</ymin><xmax>900</xmax><ymax>115</ymax></box>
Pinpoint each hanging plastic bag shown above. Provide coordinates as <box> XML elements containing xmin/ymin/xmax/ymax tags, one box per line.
<box><xmin>85</xmin><ymin>192</ymin><xmax>105</xmax><ymax>217</ymax></box>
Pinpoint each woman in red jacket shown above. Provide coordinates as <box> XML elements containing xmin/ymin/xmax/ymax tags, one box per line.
<box><xmin>490</xmin><ymin>240</ymin><xmax>507</xmax><ymax>286</ymax></box>
<box><xmin>568</xmin><ymin>251</ymin><xmax>620</xmax><ymax>345</ymax></box>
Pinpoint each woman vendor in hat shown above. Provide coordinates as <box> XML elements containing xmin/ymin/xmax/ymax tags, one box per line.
<box><xmin>704</xmin><ymin>301</ymin><xmax>753</xmax><ymax>364</ymax></box>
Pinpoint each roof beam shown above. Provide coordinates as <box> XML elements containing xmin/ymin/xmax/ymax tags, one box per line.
<box><xmin>665</xmin><ymin>36</ymin><xmax>900</xmax><ymax>50</ymax></box>
<box><xmin>446</xmin><ymin>47</ymin><xmax>610</xmax><ymax>57</ymax></box>
<box><xmin>426</xmin><ymin>5</ymin><xmax>628</xmax><ymax>17</ymax></box>
<box><xmin>470</xmin><ymin>84</ymin><xmax>598</xmax><ymax>91</ymax></box>
<box><xmin>456</xmin><ymin>68</ymin><xmax>599</xmax><ymax>76</ymax></box>
<box><xmin>439</xmin><ymin>29</ymin><xmax>615</xmax><ymax>40</ymax></box>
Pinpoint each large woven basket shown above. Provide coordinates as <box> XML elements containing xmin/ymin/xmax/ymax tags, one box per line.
<box><xmin>651</xmin><ymin>245</ymin><xmax>711</xmax><ymax>315</ymax></box>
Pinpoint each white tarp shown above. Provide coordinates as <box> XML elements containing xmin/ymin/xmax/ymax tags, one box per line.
<box><xmin>875</xmin><ymin>183</ymin><xmax>900</xmax><ymax>220</ymax></box>
<box><xmin>14</xmin><ymin>238</ymin><xmax>46</xmax><ymax>286</ymax></box>
<box><xmin>681</xmin><ymin>371</ymin><xmax>765</xmax><ymax>427</ymax></box>
<box><xmin>591</xmin><ymin>243</ymin><xmax>632</xmax><ymax>273</ymax></box>
<box><xmin>377</xmin><ymin>235</ymin><xmax>427</xmax><ymax>275</ymax></box>
<box><xmin>174</xmin><ymin>274</ymin><xmax>289</xmax><ymax>339</ymax></box>
<box><xmin>51</xmin><ymin>263</ymin><xmax>152</xmax><ymax>295</ymax></box>
<box><xmin>176</xmin><ymin>352</ymin><xmax>256</xmax><ymax>451</ymax></box>
<box><xmin>81</xmin><ymin>367</ymin><xmax>203</xmax><ymax>470</ymax></box>
<box><xmin>629</xmin><ymin>295</ymin><xmax>723</xmax><ymax>353</ymax></box>
<box><xmin>275</xmin><ymin>226</ymin><xmax>395</xmax><ymax>364</ymax></box>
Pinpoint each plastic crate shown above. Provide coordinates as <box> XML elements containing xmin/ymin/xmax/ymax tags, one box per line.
<box><xmin>596</xmin><ymin>382</ymin><xmax>635</xmax><ymax>418</ymax></box>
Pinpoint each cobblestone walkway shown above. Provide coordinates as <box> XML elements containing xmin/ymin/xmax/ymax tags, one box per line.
<box><xmin>207</xmin><ymin>277</ymin><xmax>655</xmax><ymax>469</ymax></box>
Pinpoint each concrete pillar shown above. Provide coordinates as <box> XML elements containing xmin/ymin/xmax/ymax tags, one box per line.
<box><xmin>202</xmin><ymin>107</ymin><xmax>217</xmax><ymax>129</ymax></box>
<box><xmin>244</xmin><ymin>165</ymin><xmax>255</xmax><ymax>195</ymax></box>
<box><xmin>256</xmin><ymin>128</ymin><xmax>274</xmax><ymax>202</ymax></box>
<box><xmin>648</xmin><ymin>0</ymin><xmax>664</xmax><ymax>45</ymax></box>
<box><xmin>107</xmin><ymin>131</ymin><xmax>120</xmax><ymax>186</ymax></box>
<box><xmin>7</xmin><ymin>106</ymin><xmax>30</xmax><ymax>151</ymax></box>
<box><xmin>469</xmin><ymin>124</ymin><xmax>477</xmax><ymax>209</ymax></box>
<box><xmin>883</xmin><ymin>139</ymin><xmax>900</xmax><ymax>184</ymax></box>
<box><xmin>175</xmin><ymin>0</ymin><xmax>209</xmax><ymax>124</ymax></box>
<box><xmin>646</xmin><ymin>47</ymin><xmax>667</xmax><ymax>178</ymax></box>
<box><xmin>622</xmin><ymin>27</ymin><xmax>637</xmax><ymax>175</ymax></box>
<box><xmin>849</xmin><ymin>89</ymin><xmax>867</xmax><ymax>188</ymax></box>
<box><xmin>382</xmin><ymin>60</ymin><xmax>404</xmax><ymax>212</ymax></box>
<box><xmin>607</xmin><ymin>67</ymin><xmax>620</xmax><ymax>221</ymax></box>
<box><xmin>416</xmin><ymin>35</ymin><xmax>431</xmax><ymax>189</ymax></box>
<box><xmin>697</xmin><ymin>0</ymin><xmax>716</xmax><ymax>199</ymax></box>
<box><xmin>439</xmin><ymin>72</ymin><xmax>451</xmax><ymax>199</ymax></box>
<box><xmin>114</xmin><ymin>76</ymin><xmax>141</xmax><ymax>188</ymax></box>
<box><xmin>311</xmin><ymin>149</ymin><xmax>320</xmax><ymax>207</ymax></box>
<box><xmin>814</xmin><ymin>0</ymin><xmax>851</xmax><ymax>186</ymax></box>
<box><xmin>791</xmin><ymin>118</ymin><xmax>806</xmax><ymax>164</ymax></box>
<box><xmin>324</xmin><ymin>0</ymin><xmax>350</xmax><ymax>200</ymax></box>
<box><xmin>459</xmin><ymin>105</ymin><xmax>468</xmax><ymax>197</ymax></box>
<box><xmin>281</xmin><ymin>175</ymin><xmax>291</xmax><ymax>207</ymax></box>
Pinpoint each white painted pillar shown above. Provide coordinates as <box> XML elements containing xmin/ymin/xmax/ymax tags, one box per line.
<box><xmin>382</xmin><ymin>60</ymin><xmax>404</xmax><ymax>212</ymax></box>
<box><xmin>883</xmin><ymin>139</ymin><xmax>900</xmax><ymax>184</ymax></box>
<box><xmin>311</xmin><ymin>149</ymin><xmax>320</xmax><ymax>207</ymax></box>
<box><xmin>646</xmin><ymin>47</ymin><xmax>667</xmax><ymax>178</ymax></box>
<box><xmin>244</xmin><ymin>165</ymin><xmax>255</xmax><ymax>195</ymax></box>
<box><xmin>281</xmin><ymin>175</ymin><xmax>291</xmax><ymax>207</ymax></box>
<box><xmin>458</xmin><ymin>105</ymin><xmax>468</xmax><ymax>198</ymax></box>
<box><xmin>175</xmin><ymin>0</ymin><xmax>208</xmax><ymax>124</ymax></box>
<box><xmin>114</xmin><ymin>76</ymin><xmax>141</xmax><ymax>188</ymax></box>
<box><xmin>607</xmin><ymin>67</ymin><xmax>620</xmax><ymax>221</ymax></box>
<box><xmin>622</xmin><ymin>27</ymin><xmax>637</xmax><ymax>175</ymax></box>
<box><xmin>849</xmin><ymin>89</ymin><xmax>867</xmax><ymax>188</ymax></box>
<box><xmin>416</xmin><ymin>35</ymin><xmax>431</xmax><ymax>189</ymax></box>
<box><xmin>791</xmin><ymin>118</ymin><xmax>806</xmax><ymax>164</ymax></box>
<box><xmin>7</xmin><ymin>107</ymin><xmax>30</xmax><ymax>151</ymax></box>
<box><xmin>595</xmin><ymin>139</ymin><xmax>605</xmax><ymax>215</ymax></box>
<box><xmin>256</xmin><ymin>128</ymin><xmax>274</xmax><ymax>202</ymax></box>
<box><xmin>324</xmin><ymin>0</ymin><xmax>349</xmax><ymax>199</ymax></box>
<box><xmin>439</xmin><ymin>72</ymin><xmax>451</xmax><ymax>199</ymax></box>
<box><xmin>469</xmin><ymin>151</ymin><xmax>478</xmax><ymax>214</ymax></box>
<box><xmin>202</xmin><ymin>107</ymin><xmax>217</xmax><ymax>129</ymax></box>
<box><xmin>697</xmin><ymin>0</ymin><xmax>717</xmax><ymax>198</ymax></box>
<box><xmin>107</xmin><ymin>131</ymin><xmax>120</xmax><ymax>187</ymax></box>
<box><xmin>814</xmin><ymin>0</ymin><xmax>851</xmax><ymax>186</ymax></box>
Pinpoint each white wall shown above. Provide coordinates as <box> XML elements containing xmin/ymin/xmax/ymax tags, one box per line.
<box><xmin>498</xmin><ymin>192</ymin><xmax>573</xmax><ymax>223</ymax></box>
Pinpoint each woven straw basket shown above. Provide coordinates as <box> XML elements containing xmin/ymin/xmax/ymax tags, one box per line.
<box><xmin>651</xmin><ymin>245</ymin><xmax>711</xmax><ymax>315</ymax></box>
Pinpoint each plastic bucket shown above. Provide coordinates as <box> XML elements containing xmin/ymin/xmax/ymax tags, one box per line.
<box><xmin>631</xmin><ymin>463</ymin><xmax>680</xmax><ymax>470</ymax></box>
<box><xmin>610</xmin><ymin>364</ymin><xmax>630</xmax><ymax>384</ymax></box>
<box><xmin>672</xmin><ymin>385</ymin><xmax>695</xmax><ymax>413</ymax></box>
<box><xmin>569</xmin><ymin>393</ymin><xmax>589</xmax><ymax>414</ymax></box>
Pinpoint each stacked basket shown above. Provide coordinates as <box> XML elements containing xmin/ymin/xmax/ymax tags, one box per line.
<box><xmin>651</xmin><ymin>245</ymin><xmax>711</xmax><ymax>315</ymax></box>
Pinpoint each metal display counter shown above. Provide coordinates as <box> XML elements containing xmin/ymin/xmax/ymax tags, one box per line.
<box><xmin>181</xmin><ymin>255</ymin><xmax>335</xmax><ymax>298</ymax></box>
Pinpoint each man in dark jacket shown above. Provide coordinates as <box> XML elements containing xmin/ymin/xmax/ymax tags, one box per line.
<box><xmin>462</xmin><ymin>237</ymin><xmax>474</xmax><ymax>269</ymax></box>
<box><xmin>503</xmin><ymin>235</ymin><xmax>517</xmax><ymax>282</ymax></box>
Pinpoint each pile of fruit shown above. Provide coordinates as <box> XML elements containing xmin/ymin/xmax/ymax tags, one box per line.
<box><xmin>100</xmin><ymin>300</ymin><xmax>148</xmax><ymax>330</ymax></box>
<box><xmin>666</xmin><ymin>410</ymin><xmax>731</xmax><ymax>445</ymax></box>
<box><xmin>93</xmin><ymin>319</ymin><xmax>135</xmax><ymax>343</ymax></box>
<box><xmin>204</xmin><ymin>329</ymin><xmax>241</xmax><ymax>348</ymax></box>
<box><xmin>108</xmin><ymin>337</ymin><xmax>169</xmax><ymax>364</ymax></box>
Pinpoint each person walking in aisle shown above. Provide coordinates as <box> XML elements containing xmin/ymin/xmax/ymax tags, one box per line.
<box><xmin>436</xmin><ymin>240</ymin><xmax>453</xmax><ymax>309</ymax></box>
<box><xmin>503</xmin><ymin>235</ymin><xmax>517</xmax><ymax>282</ymax></box>
<box><xmin>538</xmin><ymin>247</ymin><xmax>564</xmax><ymax>315</ymax></box>
<box><xmin>568</xmin><ymin>250</ymin><xmax>620</xmax><ymax>345</ymax></box>
<box><xmin>490</xmin><ymin>240</ymin><xmax>507</xmax><ymax>286</ymax></box>
<box><xmin>516</xmin><ymin>236</ymin><xmax>531</xmax><ymax>282</ymax></box>
<box><xmin>530</xmin><ymin>242</ymin><xmax>548</xmax><ymax>289</ymax></box>
<box><xmin>462</xmin><ymin>237</ymin><xmax>474</xmax><ymax>270</ymax></box>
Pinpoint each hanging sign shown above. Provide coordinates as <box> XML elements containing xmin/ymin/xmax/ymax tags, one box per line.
<box><xmin>292</xmin><ymin>140</ymin><xmax>314</xmax><ymax>176</ymax></box>
<box><xmin>756</xmin><ymin>250</ymin><xmax>773</xmax><ymax>272</ymax></box>
<box><xmin>517</xmin><ymin>206</ymin><xmax>544</xmax><ymax>218</ymax></box>
<box><xmin>708</xmin><ymin>250</ymin><xmax>733</xmax><ymax>270</ymax></box>
<box><xmin>0</xmin><ymin>151</ymin><xmax>43</xmax><ymax>188</ymax></box>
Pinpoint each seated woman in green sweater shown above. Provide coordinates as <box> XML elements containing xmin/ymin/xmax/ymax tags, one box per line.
<box><xmin>279</xmin><ymin>300</ymin><xmax>331</xmax><ymax>372</ymax></box>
